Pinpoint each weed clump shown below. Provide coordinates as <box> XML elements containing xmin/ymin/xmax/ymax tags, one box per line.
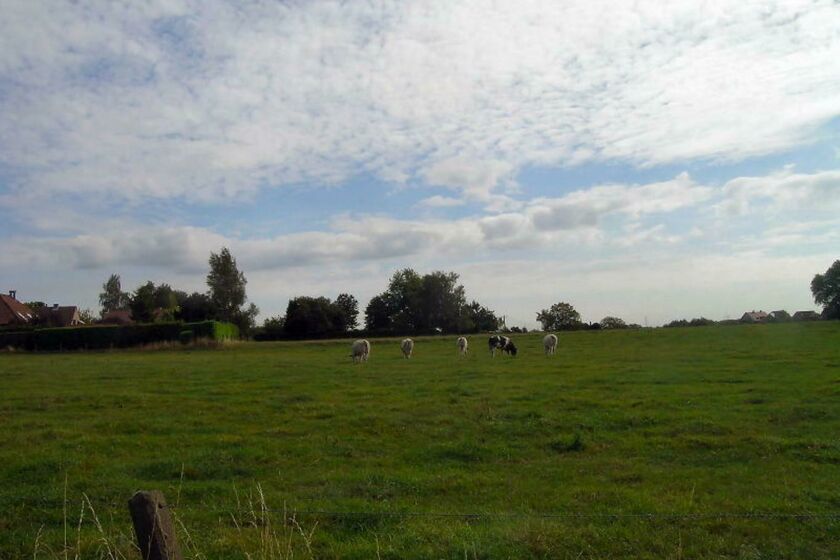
<box><xmin>549</xmin><ymin>432</ymin><xmax>585</xmax><ymax>454</ymax></box>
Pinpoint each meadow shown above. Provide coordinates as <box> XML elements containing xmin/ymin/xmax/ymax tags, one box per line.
<box><xmin>1</xmin><ymin>323</ymin><xmax>839</xmax><ymax>559</ymax></box>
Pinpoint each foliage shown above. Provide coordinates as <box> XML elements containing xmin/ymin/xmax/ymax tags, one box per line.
<box><xmin>2</xmin><ymin>323</ymin><xmax>839</xmax><ymax>558</ymax></box>
<box><xmin>232</xmin><ymin>302</ymin><xmax>260</xmax><ymax>336</ymax></box>
<box><xmin>335</xmin><ymin>293</ymin><xmax>359</xmax><ymax>331</ymax></box>
<box><xmin>0</xmin><ymin>320</ymin><xmax>238</xmax><ymax>350</ymax></box>
<box><xmin>811</xmin><ymin>259</ymin><xmax>840</xmax><ymax>319</ymax></box>
<box><xmin>364</xmin><ymin>294</ymin><xmax>391</xmax><ymax>333</ymax></box>
<box><xmin>254</xmin><ymin>314</ymin><xmax>286</xmax><ymax>341</ymax></box>
<box><xmin>600</xmin><ymin>316</ymin><xmax>627</xmax><ymax>329</ymax></box>
<box><xmin>207</xmin><ymin>247</ymin><xmax>248</xmax><ymax>322</ymax></box>
<box><xmin>284</xmin><ymin>296</ymin><xmax>346</xmax><ymax>338</ymax></box>
<box><xmin>464</xmin><ymin>300</ymin><xmax>503</xmax><ymax>332</ymax></box>
<box><xmin>129</xmin><ymin>281</ymin><xmax>179</xmax><ymax>323</ymax></box>
<box><xmin>98</xmin><ymin>273</ymin><xmax>129</xmax><ymax>315</ymax></box>
<box><xmin>536</xmin><ymin>301</ymin><xmax>581</xmax><ymax>331</ymax></box>
<box><xmin>174</xmin><ymin>291</ymin><xmax>217</xmax><ymax>322</ymax></box>
<box><xmin>365</xmin><ymin>268</ymin><xmax>496</xmax><ymax>335</ymax></box>
<box><xmin>78</xmin><ymin>308</ymin><xmax>96</xmax><ymax>324</ymax></box>
<box><xmin>23</xmin><ymin>301</ymin><xmax>45</xmax><ymax>310</ymax></box>
<box><xmin>666</xmin><ymin>317</ymin><xmax>717</xmax><ymax>328</ymax></box>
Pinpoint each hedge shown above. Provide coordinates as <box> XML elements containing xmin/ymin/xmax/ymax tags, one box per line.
<box><xmin>0</xmin><ymin>320</ymin><xmax>239</xmax><ymax>351</ymax></box>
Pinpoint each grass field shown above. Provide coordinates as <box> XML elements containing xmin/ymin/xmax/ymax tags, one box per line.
<box><xmin>1</xmin><ymin>323</ymin><xmax>839</xmax><ymax>559</ymax></box>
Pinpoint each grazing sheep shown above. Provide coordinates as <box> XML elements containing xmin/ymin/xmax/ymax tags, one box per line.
<box><xmin>543</xmin><ymin>333</ymin><xmax>558</xmax><ymax>355</ymax></box>
<box><xmin>457</xmin><ymin>336</ymin><xmax>468</xmax><ymax>356</ymax></box>
<box><xmin>351</xmin><ymin>339</ymin><xmax>370</xmax><ymax>363</ymax></box>
<box><xmin>401</xmin><ymin>338</ymin><xmax>414</xmax><ymax>359</ymax></box>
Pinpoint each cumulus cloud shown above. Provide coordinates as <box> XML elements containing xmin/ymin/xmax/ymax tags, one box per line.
<box><xmin>1</xmin><ymin>0</ymin><xmax>838</xmax><ymax>205</ymax></box>
<box><xmin>0</xmin><ymin>172</ymin><xmax>716</xmax><ymax>273</ymax></box>
<box><xmin>717</xmin><ymin>167</ymin><xmax>840</xmax><ymax>216</ymax></box>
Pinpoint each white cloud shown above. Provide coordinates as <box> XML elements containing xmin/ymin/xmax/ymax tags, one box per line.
<box><xmin>717</xmin><ymin>167</ymin><xmax>840</xmax><ymax>216</ymax></box>
<box><xmin>415</xmin><ymin>195</ymin><xmax>465</xmax><ymax>208</ymax></box>
<box><xmin>1</xmin><ymin>1</ymin><xmax>838</xmax><ymax>205</ymax></box>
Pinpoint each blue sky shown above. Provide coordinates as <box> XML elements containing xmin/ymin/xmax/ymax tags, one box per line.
<box><xmin>1</xmin><ymin>0</ymin><xmax>839</xmax><ymax>326</ymax></box>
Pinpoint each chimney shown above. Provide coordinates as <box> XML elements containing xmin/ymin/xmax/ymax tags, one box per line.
<box><xmin>9</xmin><ymin>290</ymin><xmax>16</xmax><ymax>300</ymax></box>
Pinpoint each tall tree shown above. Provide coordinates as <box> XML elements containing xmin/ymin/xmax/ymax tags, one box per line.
<box><xmin>364</xmin><ymin>294</ymin><xmax>391</xmax><ymax>333</ymax></box>
<box><xmin>536</xmin><ymin>302</ymin><xmax>582</xmax><ymax>331</ymax></box>
<box><xmin>284</xmin><ymin>296</ymin><xmax>344</xmax><ymax>338</ymax></box>
<box><xmin>207</xmin><ymin>247</ymin><xmax>247</xmax><ymax>323</ymax></box>
<box><xmin>811</xmin><ymin>260</ymin><xmax>840</xmax><ymax>319</ymax></box>
<box><xmin>465</xmin><ymin>301</ymin><xmax>502</xmax><ymax>332</ymax></box>
<box><xmin>129</xmin><ymin>282</ymin><xmax>178</xmax><ymax>323</ymax></box>
<box><xmin>99</xmin><ymin>273</ymin><xmax>129</xmax><ymax>315</ymax></box>
<box><xmin>364</xmin><ymin>269</ymin><xmax>496</xmax><ymax>335</ymax></box>
<box><xmin>335</xmin><ymin>293</ymin><xmax>359</xmax><ymax>331</ymax></box>
<box><xmin>174</xmin><ymin>291</ymin><xmax>217</xmax><ymax>322</ymax></box>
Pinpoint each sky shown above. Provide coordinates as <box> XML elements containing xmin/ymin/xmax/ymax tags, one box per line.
<box><xmin>1</xmin><ymin>0</ymin><xmax>839</xmax><ymax>327</ymax></box>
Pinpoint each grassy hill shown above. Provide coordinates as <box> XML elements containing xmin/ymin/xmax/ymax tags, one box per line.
<box><xmin>1</xmin><ymin>323</ymin><xmax>839</xmax><ymax>558</ymax></box>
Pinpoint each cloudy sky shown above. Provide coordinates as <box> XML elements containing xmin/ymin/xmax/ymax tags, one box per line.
<box><xmin>2</xmin><ymin>0</ymin><xmax>839</xmax><ymax>327</ymax></box>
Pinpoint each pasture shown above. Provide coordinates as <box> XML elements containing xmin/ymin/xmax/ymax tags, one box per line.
<box><xmin>1</xmin><ymin>323</ymin><xmax>839</xmax><ymax>558</ymax></box>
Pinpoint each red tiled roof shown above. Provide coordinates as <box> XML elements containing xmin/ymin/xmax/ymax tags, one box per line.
<box><xmin>0</xmin><ymin>295</ymin><xmax>36</xmax><ymax>326</ymax></box>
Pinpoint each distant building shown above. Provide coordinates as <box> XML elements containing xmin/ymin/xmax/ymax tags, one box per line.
<box><xmin>740</xmin><ymin>310</ymin><xmax>769</xmax><ymax>323</ymax></box>
<box><xmin>37</xmin><ymin>304</ymin><xmax>83</xmax><ymax>327</ymax></box>
<box><xmin>0</xmin><ymin>291</ymin><xmax>36</xmax><ymax>326</ymax></box>
<box><xmin>100</xmin><ymin>309</ymin><xmax>134</xmax><ymax>325</ymax></box>
<box><xmin>792</xmin><ymin>310</ymin><xmax>821</xmax><ymax>322</ymax></box>
<box><xmin>768</xmin><ymin>310</ymin><xmax>791</xmax><ymax>322</ymax></box>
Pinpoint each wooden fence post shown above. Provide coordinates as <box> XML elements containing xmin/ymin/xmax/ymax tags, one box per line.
<box><xmin>128</xmin><ymin>491</ymin><xmax>183</xmax><ymax>560</ymax></box>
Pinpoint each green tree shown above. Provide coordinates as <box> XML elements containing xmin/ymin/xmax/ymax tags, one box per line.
<box><xmin>78</xmin><ymin>308</ymin><xmax>96</xmax><ymax>324</ymax></box>
<box><xmin>335</xmin><ymin>293</ymin><xmax>359</xmax><ymax>331</ymax></box>
<box><xmin>464</xmin><ymin>300</ymin><xmax>502</xmax><ymax>332</ymax></box>
<box><xmin>207</xmin><ymin>247</ymin><xmax>248</xmax><ymax>322</ymax></box>
<box><xmin>99</xmin><ymin>273</ymin><xmax>129</xmax><ymax>315</ymax></box>
<box><xmin>260</xmin><ymin>315</ymin><xmax>286</xmax><ymax>340</ymax></box>
<box><xmin>233</xmin><ymin>303</ymin><xmax>260</xmax><ymax>335</ymax></box>
<box><xmin>364</xmin><ymin>269</ymin><xmax>496</xmax><ymax>335</ymax></box>
<box><xmin>129</xmin><ymin>282</ymin><xmax>178</xmax><ymax>323</ymax></box>
<box><xmin>600</xmin><ymin>316</ymin><xmax>627</xmax><ymax>329</ymax></box>
<box><xmin>364</xmin><ymin>294</ymin><xmax>391</xmax><ymax>333</ymax></box>
<box><xmin>536</xmin><ymin>302</ymin><xmax>581</xmax><ymax>331</ymax></box>
<box><xmin>284</xmin><ymin>297</ymin><xmax>344</xmax><ymax>338</ymax></box>
<box><xmin>174</xmin><ymin>291</ymin><xmax>217</xmax><ymax>322</ymax></box>
<box><xmin>811</xmin><ymin>260</ymin><xmax>840</xmax><ymax>319</ymax></box>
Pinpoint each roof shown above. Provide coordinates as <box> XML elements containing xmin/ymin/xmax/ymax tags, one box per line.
<box><xmin>101</xmin><ymin>309</ymin><xmax>133</xmax><ymax>324</ymax></box>
<box><xmin>0</xmin><ymin>294</ymin><xmax>36</xmax><ymax>325</ymax></box>
<box><xmin>792</xmin><ymin>310</ymin><xmax>820</xmax><ymax>320</ymax></box>
<box><xmin>740</xmin><ymin>311</ymin><xmax>768</xmax><ymax>322</ymax></box>
<box><xmin>38</xmin><ymin>306</ymin><xmax>82</xmax><ymax>327</ymax></box>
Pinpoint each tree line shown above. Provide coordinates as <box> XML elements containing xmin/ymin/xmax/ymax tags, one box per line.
<box><xmin>93</xmin><ymin>253</ymin><xmax>840</xmax><ymax>338</ymax></box>
<box><xmin>99</xmin><ymin>248</ymin><xmax>259</xmax><ymax>333</ymax></box>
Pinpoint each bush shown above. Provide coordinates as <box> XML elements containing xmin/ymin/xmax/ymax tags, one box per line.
<box><xmin>0</xmin><ymin>320</ymin><xmax>239</xmax><ymax>351</ymax></box>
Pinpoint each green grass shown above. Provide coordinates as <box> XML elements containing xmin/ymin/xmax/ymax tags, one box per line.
<box><xmin>1</xmin><ymin>323</ymin><xmax>839</xmax><ymax>558</ymax></box>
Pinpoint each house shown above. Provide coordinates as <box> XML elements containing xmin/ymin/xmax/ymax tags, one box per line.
<box><xmin>768</xmin><ymin>310</ymin><xmax>791</xmax><ymax>322</ymax></box>
<box><xmin>0</xmin><ymin>291</ymin><xmax>36</xmax><ymax>326</ymax></box>
<box><xmin>37</xmin><ymin>304</ymin><xmax>84</xmax><ymax>327</ymax></box>
<box><xmin>740</xmin><ymin>310</ymin><xmax>769</xmax><ymax>323</ymax></box>
<box><xmin>792</xmin><ymin>310</ymin><xmax>821</xmax><ymax>322</ymax></box>
<box><xmin>101</xmin><ymin>309</ymin><xmax>133</xmax><ymax>325</ymax></box>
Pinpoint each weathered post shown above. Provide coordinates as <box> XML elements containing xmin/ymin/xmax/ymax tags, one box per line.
<box><xmin>128</xmin><ymin>491</ymin><xmax>183</xmax><ymax>560</ymax></box>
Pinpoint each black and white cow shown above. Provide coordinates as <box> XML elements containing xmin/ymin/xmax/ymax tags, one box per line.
<box><xmin>488</xmin><ymin>335</ymin><xmax>517</xmax><ymax>357</ymax></box>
